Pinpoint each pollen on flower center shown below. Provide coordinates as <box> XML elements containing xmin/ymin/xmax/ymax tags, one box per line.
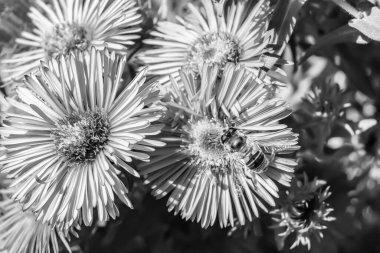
<box><xmin>188</xmin><ymin>32</ymin><xmax>240</xmax><ymax>67</ymax></box>
<box><xmin>43</xmin><ymin>23</ymin><xmax>90</xmax><ymax>57</ymax></box>
<box><xmin>51</xmin><ymin>110</ymin><xmax>109</xmax><ymax>164</ymax></box>
<box><xmin>187</xmin><ymin>119</ymin><xmax>227</xmax><ymax>164</ymax></box>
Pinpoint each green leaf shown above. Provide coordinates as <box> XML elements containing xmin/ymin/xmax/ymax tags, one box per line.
<box><xmin>349</xmin><ymin>6</ymin><xmax>380</xmax><ymax>42</ymax></box>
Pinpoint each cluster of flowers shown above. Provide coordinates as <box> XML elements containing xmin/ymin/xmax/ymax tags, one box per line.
<box><xmin>0</xmin><ymin>0</ymin><xmax>336</xmax><ymax>252</ymax></box>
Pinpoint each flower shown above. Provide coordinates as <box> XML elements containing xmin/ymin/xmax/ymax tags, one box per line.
<box><xmin>0</xmin><ymin>190</ymin><xmax>73</xmax><ymax>253</ymax></box>
<box><xmin>0</xmin><ymin>0</ymin><xmax>143</xmax><ymax>83</ymax></box>
<box><xmin>342</xmin><ymin>119</ymin><xmax>380</xmax><ymax>218</ymax></box>
<box><xmin>138</xmin><ymin>63</ymin><xmax>299</xmax><ymax>228</ymax></box>
<box><xmin>0</xmin><ymin>177</ymin><xmax>74</xmax><ymax>253</ymax></box>
<box><xmin>0</xmin><ymin>91</ymin><xmax>8</xmax><ymax>124</ymax></box>
<box><xmin>137</xmin><ymin>0</ymin><xmax>281</xmax><ymax>89</ymax></box>
<box><xmin>301</xmin><ymin>80</ymin><xmax>351</xmax><ymax>123</ymax></box>
<box><xmin>271</xmin><ymin>174</ymin><xmax>335</xmax><ymax>250</ymax></box>
<box><xmin>0</xmin><ymin>47</ymin><xmax>163</xmax><ymax>229</ymax></box>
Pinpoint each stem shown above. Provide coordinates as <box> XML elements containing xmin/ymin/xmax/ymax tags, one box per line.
<box><xmin>331</xmin><ymin>0</ymin><xmax>361</xmax><ymax>19</ymax></box>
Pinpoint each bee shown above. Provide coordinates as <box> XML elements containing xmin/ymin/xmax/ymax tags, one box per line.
<box><xmin>221</xmin><ymin>128</ymin><xmax>272</xmax><ymax>173</ymax></box>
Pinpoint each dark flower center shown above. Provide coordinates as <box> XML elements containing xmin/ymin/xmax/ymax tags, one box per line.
<box><xmin>290</xmin><ymin>196</ymin><xmax>318</xmax><ymax>227</ymax></box>
<box><xmin>43</xmin><ymin>23</ymin><xmax>90</xmax><ymax>57</ymax></box>
<box><xmin>51</xmin><ymin>110</ymin><xmax>110</xmax><ymax>164</ymax></box>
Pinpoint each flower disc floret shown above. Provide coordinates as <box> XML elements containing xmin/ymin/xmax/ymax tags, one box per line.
<box><xmin>187</xmin><ymin>119</ymin><xmax>227</xmax><ymax>163</ymax></box>
<box><xmin>52</xmin><ymin>110</ymin><xmax>109</xmax><ymax>164</ymax></box>
<box><xmin>44</xmin><ymin>23</ymin><xmax>89</xmax><ymax>57</ymax></box>
<box><xmin>188</xmin><ymin>33</ymin><xmax>240</xmax><ymax>67</ymax></box>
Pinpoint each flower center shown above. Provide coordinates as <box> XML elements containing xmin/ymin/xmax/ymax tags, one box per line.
<box><xmin>290</xmin><ymin>196</ymin><xmax>317</xmax><ymax>226</ymax></box>
<box><xmin>316</xmin><ymin>100</ymin><xmax>335</xmax><ymax>118</ymax></box>
<box><xmin>43</xmin><ymin>23</ymin><xmax>90</xmax><ymax>57</ymax></box>
<box><xmin>187</xmin><ymin>119</ymin><xmax>227</xmax><ymax>165</ymax></box>
<box><xmin>51</xmin><ymin>110</ymin><xmax>109</xmax><ymax>164</ymax></box>
<box><xmin>188</xmin><ymin>32</ymin><xmax>240</xmax><ymax>67</ymax></box>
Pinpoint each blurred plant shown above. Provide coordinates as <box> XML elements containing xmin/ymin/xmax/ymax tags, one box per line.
<box><xmin>302</xmin><ymin>83</ymin><xmax>348</xmax><ymax>123</ymax></box>
<box><xmin>293</xmin><ymin>74</ymin><xmax>354</xmax><ymax>162</ymax></box>
<box><xmin>341</xmin><ymin>118</ymin><xmax>380</xmax><ymax>224</ymax></box>
<box><xmin>271</xmin><ymin>174</ymin><xmax>335</xmax><ymax>250</ymax></box>
<box><xmin>333</xmin><ymin>0</ymin><xmax>380</xmax><ymax>42</ymax></box>
<box><xmin>0</xmin><ymin>0</ymin><xmax>30</xmax><ymax>43</ymax></box>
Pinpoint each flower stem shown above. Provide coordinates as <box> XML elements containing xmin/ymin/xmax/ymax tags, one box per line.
<box><xmin>331</xmin><ymin>0</ymin><xmax>361</xmax><ymax>19</ymax></box>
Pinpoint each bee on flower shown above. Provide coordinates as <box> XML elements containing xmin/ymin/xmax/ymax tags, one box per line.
<box><xmin>0</xmin><ymin>47</ymin><xmax>164</xmax><ymax>229</ymax></box>
<box><xmin>271</xmin><ymin>174</ymin><xmax>335</xmax><ymax>250</ymax></box>
<box><xmin>0</xmin><ymin>0</ymin><xmax>143</xmax><ymax>84</ymax></box>
<box><xmin>138</xmin><ymin>63</ymin><xmax>299</xmax><ymax>228</ymax></box>
<box><xmin>137</xmin><ymin>0</ymin><xmax>284</xmax><ymax>91</ymax></box>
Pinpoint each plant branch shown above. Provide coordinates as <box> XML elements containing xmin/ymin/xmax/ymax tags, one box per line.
<box><xmin>331</xmin><ymin>0</ymin><xmax>361</xmax><ymax>19</ymax></box>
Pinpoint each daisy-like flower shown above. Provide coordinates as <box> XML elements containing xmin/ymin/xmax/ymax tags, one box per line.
<box><xmin>0</xmin><ymin>0</ymin><xmax>142</xmax><ymax>83</ymax></box>
<box><xmin>137</xmin><ymin>0</ymin><xmax>281</xmax><ymax>88</ymax></box>
<box><xmin>301</xmin><ymin>81</ymin><xmax>351</xmax><ymax>123</ymax></box>
<box><xmin>343</xmin><ymin>120</ymin><xmax>380</xmax><ymax>195</ymax></box>
<box><xmin>271</xmin><ymin>174</ymin><xmax>335</xmax><ymax>250</ymax></box>
<box><xmin>139</xmin><ymin>63</ymin><xmax>299</xmax><ymax>228</ymax></box>
<box><xmin>0</xmin><ymin>190</ymin><xmax>73</xmax><ymax>253</ymax></box>
<box><xmin>0</xmin><ymin>91</ymin><xmax>8</xmax><ymax>124</ymax></box>
<box><xmin>0</xmin><ymin>47</ymin><xmax>163</xmax><ymax>229</ymax></box>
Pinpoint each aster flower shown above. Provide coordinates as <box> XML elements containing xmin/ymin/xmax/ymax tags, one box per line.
<box><xmin>0</xmin><ymin>0</ymin><xmax>143</xmax><ymax>84</ymax></box>
<box><xmin>295</xmin><ymin>78</ymin><xmax>354</xmax><ymax>161</ymax></box>
<box><xmin>0</xmin><ymin>47</ymin><xmax>163</xmax><ymax>229</ymax></box>
<box><xmin>0</xmin><ymin>191</ymin><xmax>73</xmax><ymax>253</ymax></box>
<box><xmin>137</xmin><ymin>0</ymin><xmax>282</xmax><ymax>89</ymax></box>
<box><xmin>139</xmin><ymin>63</ymin><xmax>299</xmax><ymax>228</ymax></box>
<box><xmin>301</xmin><ymin>80</ymin><xmax>351</xmax><ymax>123</ymax></box>
<box><xmin>271</xmin><ymin>175</ymin><xmax>335</xmax><ymax>250</ymax></box>
<box><xmin>0</xmin><ymin>91</ymin><xmax>8</xmax><ymax>124</ymax></box>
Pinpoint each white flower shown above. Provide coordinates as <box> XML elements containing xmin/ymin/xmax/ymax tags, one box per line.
<box><xmin>271</xmin><ymin>175</ymin><xmax>335</xmax><ymax>250</ymax></box>
<box><xmin>139</xmin><ymin>63</ymin><xmax>299</xmax><ymax>228</ymax></box>
<box><xmin>0</xmin><ymin>0</ymin><xmax>142</xmax><ymax>83</ymax></box>
<box><xmin>0</xmin><ymin>199</ymin><xmax>66</xmax><ymax>253</ymax></box>
<box><xmin>137</xmin><ymin>0</ymin><xmax>281</xmax><ymax>89</ymax></box>
<box><xmin>0</xmin><ymin>47</ymin><xmax>164</xmax><ymax>229</ymax></box>
<box><xmin>0</xmin><ymin>180</ymin><xmax>73</xmax><ymax>253</ymax></box>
